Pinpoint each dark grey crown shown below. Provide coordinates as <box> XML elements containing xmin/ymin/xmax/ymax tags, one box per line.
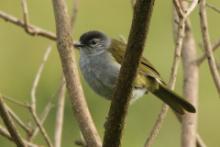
<box><xmin>79</xmin><ymin>30</ymin><xmax>108</xmax><ymax>45</ymax></box>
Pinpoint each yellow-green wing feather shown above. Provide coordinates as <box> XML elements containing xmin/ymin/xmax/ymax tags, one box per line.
<box><xmin>108</xmin><ymin>39</ymin><xmax>161</xmax><ymax>88</ymax></box>
<box><xmin>108</xmin><ymin>39</ymin><xmax>196</xmax><ymax>114</ymax></box>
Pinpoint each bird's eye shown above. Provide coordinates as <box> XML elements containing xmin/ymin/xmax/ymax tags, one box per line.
<box><xmin>90</xmin><ymin>40</ymin><xmax>97</xmax><ymax>45</ymax></box>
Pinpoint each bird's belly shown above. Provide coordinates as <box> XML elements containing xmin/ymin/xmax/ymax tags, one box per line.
<box><xmin>80</xmin><ymin>59</ymin><xmax>117</xmax><ymax>99</ymax></box>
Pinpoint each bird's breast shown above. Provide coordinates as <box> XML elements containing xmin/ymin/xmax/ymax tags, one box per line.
<box><xmin>79</xmin><ymin>52</ymin><xmax>120</xmax><ymax>99</ymax></box>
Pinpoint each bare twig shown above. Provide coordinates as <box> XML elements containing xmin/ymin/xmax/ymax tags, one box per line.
<box><xmin>206</xmin><ymin>3</ymin><xmax>220</xmax><ymax>14</ymax></box>
<box><xmin>199</xmin><ymin>0</ymin><xmax>220</xmax><ymax>94</ymax></box>
<box><xmin>28</xmin><ymin>46</ymin><xmax>53</xmax><ymax>147</ymax></box>
<box><xmin>0</xmin><ymin>125</ymin><xmax>38</xmax><ymax>147</ymax></box>
<box><xmin>70</xmin><ymin>0</ymin><xmax>79</xmax><ymax>29</ymax></box>
<box><xmin>30</xmin><ymin>107</ymin><xmax>53</xmax><ymax>147</ymax></box>
<box><xmin>75</xmin><ymin>132</ymin><xmax>87</xmax><ymax>147</ymax></box>
<box><xmin>0</xmin><ymin>11</ymin><xmax>56</xmax><ymax>40</ymax></box>
<box><xmin>181</xmin><ymin>20</ymin><xmax>198</xmax><ymax>147</ymax></box>
<box><xmin>0</xmin><ymin>124</ymin><xmax>13</xmax><ymax>141</ymax></box>
<box><xmin>30</xmin><ymin>96</ymin><xmax>54</xmax><ymax>140</ymax></box>
<box><xmin>54</xmin><ymin>76</ymin><xmax>66</xmax><ymax>147</ymax></box>
<box><xmin>21</xmin><ymin>0</ymin><xmax>30</xmax><ymax>32</ymax></box>
<box><xmin>52</xmin><ymin>0</ymin><xmax>102</xmax><ymax>146</ymax></box>
<box><xmin>0</xmin><ymin>95</ymin><xmax>25</xmax><ymax>147</ymax></box>
<box><xmin>144</xmin><ymin>1</ymin><xmax>198</xmax><ymax>146</ymax></box>
<box><xmin>197</xmin><ymin>38</ymin><xmax>220</xmax><ymax>65</ymax></box>
<box><xmin>2</xmin><ymin>95</ymin><xmax>29</xmax><ymax>109</ymax></box>
<box><xmin>30</xmin><ymin>46</ymin><xmax>52</xmax><ymax>110</ymax></box>
<box><xmin>103</xmin><ymin>0</ymin><xmax>155</xmax><ymax>147</ymax></box>
<box><xmin>144</xmin><ymin>104</ymin><xmax>169</xmax><ymax>147</ymax></box>
<box><xmin>7</xmin><ymin>105</ymin><xmax>31</xmax><ymax>135</ymax></box>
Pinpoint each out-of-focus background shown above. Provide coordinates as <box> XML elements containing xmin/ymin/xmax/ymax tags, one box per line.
<box><xmin>0</xmin><ymin>0</ymin><xmax>220</xmax><ymax>146</ymax></box>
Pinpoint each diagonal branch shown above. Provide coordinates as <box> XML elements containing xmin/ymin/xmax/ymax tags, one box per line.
<box><xmin>52</xmin><ymin>0</ymin><xmax>102</xmax><ymax>146</ymax></box>
<box><xmin>0</xmin><ymin>11</ymin><xmax>56</xmax><ymax>40</ymax></box>
<box><xmin>103</xmin><ymin>0</ymin><xmax>155</xmax><ymax>147</ymax></box>
<box><xmin>197</xmin><ymin>38</ymin><xmax>220</xmax><ymax>65</ymax></box>
<box><xmin>199</xmin><ymin>0</ymin><xmax>220</xmax><ymax>94</ymax></box>
<box><xmin>0</xmin><ymin>124</ymin><xmax>39</xmax><ymax>147</ymax></box>
<box><xmin>0</xmin><ymin>95</ymin><xmax>25</xmax><ymax>147</ymax></box>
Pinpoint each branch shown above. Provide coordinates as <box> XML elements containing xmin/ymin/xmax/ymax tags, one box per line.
<box><xmin>0</xmin><ymin>95</ymin><xmax>25</xmax><ymax>147</ymax></box>
<box><xmin>103</xmin><ymin>0</ymin><xmax>155</xmax><ymax>147</ymax></box>
<box><xmin>29</xmin><ymin>46</ymin><xmax>53</xmax><ymax>147</ymax></box>
<box><xmin>206</xmin><ymin>3</ymin><xmax>220</xmax><ymax>14</ymax></box>
<box><xmin>30</xmin><ymin>46</ymin><xmax>52</xmax><ymax>110</ymax></box>
<box><xmin>52</xmin><ymin>0</ymin><xmax>102</xmax><ymax>146</ymax></box>
<box><xmin>0</xmin><ymin>11</ymin><xmax>56</xmax><ymax>40</ymax></box>
<box><xmin>199</xmin><ymin>0</ymin><xmax>220</xmax><ymax>94</ymax></box>
<box><xmin>20</xmin><ymin>0</ymin><xmax>30</xmax><ymax>32</ymax></box>
<box><xmin>144</xmin><ymin>1</ymin><xmax>198</xmax><ymax>146</ymax></box>
<box><xmin>0</xmin><ymin>125</ymin><xmax>38</xmax><ymax>147</ymax></box>
<box><xmin>181</xmin><ymin>20</ymin><xmax>199</xmax><ymax>147</ymax></box>
<box><xmin>7</xmin><ymin>105</ymin><xmax>31</xmax><ymax>135</ymax></box>
<box><xmin>70</xmin><ymin>0</ymin><xmax>79</xmax><ymax>30</ymax></box>
<box><xmin>2</xmin><ymin>95</ymin><xmax>29</xmax><ymax>109</ymax></box>
<box><xmin>30</xmin><ymin>107</ymin><xmax>53</xmax><ymax>147</ymax></box>
<box><xmin>54</xmin><ymin>76</ymin><xmax>66</xmax><ymax>147</ymax></box>
<box><xmin>197</xmin><ymin>38</ymin><xmax>220</xmax><ymax>65</ymax></box>
<box><xmin>29</xmin><ymin>95</ymin><xmax>54</xmax><ymax>140</ymax></box>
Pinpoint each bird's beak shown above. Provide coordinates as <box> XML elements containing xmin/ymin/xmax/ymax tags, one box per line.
<box><xmin>73</xmin><ymin>42</ymin><xmax>85</xmax><ymax>49</ymax></box>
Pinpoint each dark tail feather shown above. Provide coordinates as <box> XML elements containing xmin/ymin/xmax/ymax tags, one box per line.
<box><xmin>152</xmin><ymin>84</ymin><xmax>196</xmax><ymax>114</ymax></box>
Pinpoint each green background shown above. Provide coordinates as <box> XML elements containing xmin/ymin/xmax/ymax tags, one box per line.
<box><xmin>0</xmin><ymin>0</ymin><xmax>220</xmax><ymax>146</ymax></box>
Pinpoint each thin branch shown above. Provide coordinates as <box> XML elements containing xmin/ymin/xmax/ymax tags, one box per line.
<box><xmin>21</xmin><ymin>0</ymin><xmax>30</xmax><ymax>32</ymax></box>
<box><xmin>181</xmin><ymin>20</ymin><xmax>199</xmax><ymax>147</ymax></box>
<box><xmin>29</xmin><ymin>96</ymin><xmax>54</xmax><ymax>140</ymax></box>
<box><xmin>30</xmin><ymin>45</ymin><xmax>52</xmax><ymax>110</ymax></box>
<box><xmin>144</xmin><ymin>9</ymin><xmax>186</xmax><ymax>147</ymax></box>
<box><xmin>0</xmin><ymin>125</ymin><xmax>38</xmax><ymax>147</ymax></box>
<box><xmin>206</xmin><ymin>3</ymin><xmax>220</xmax><ymax>14</ymax></box>
<box><xmin>197</xmin><ymin>38</ymin><xmax>220</xmax><ymax>65</ymax></box>
<box><xmin>52</xmin><ymin>0</ymin><xmax>102</xmax><ymax>146</ymax></box>
<box><xmin>0</xmin><ymin>11</ymin><xmax>56</xmax><ymax>40</ymax></box>
<box><xmin>7</xmin><ymin>105</ymin><xmax>32</xmax><ymax>135</ymax></box>
<box><xmin>70</xmin><ymin>0</ymin><xmax>79</xmax><ymax>29</ymax></box>
<box><xmin>144</xmin><ymin>1</ymin><xmax>198</xmax><ymax>146</ymax></box>
<box><xmin>199</xmin><ymin>0</ymin><xmax>220</xmax><ymax>94</ymax></box>
<box><xmin>30</xmin><ymin>107</ymin><xmax>53</xmax><ymax>147</ymax></box>
<box><xmin>103</xmin><ymin>0</ymin><xmax>155</xmax><ymax>147</ymax></box>
<box><xmin>0</xmin><ymin>95</ymin><xmax>25</xmax><ymax>147</ymax></box>
<box><xmin>54</xmin><ymin>76</ymin><xmax>66</xmax><ymax>147</ymax></box>
<box><xmin>29</xmin><ymin>46</ymin><xmax>53</xmax><ymax>147</ymax></box>
<box><xmin>144</xmin><ymin>104</ymin><xmax>169</xmax><ymax>147</ymax></box>
<box><xmin>0</xmin><ymin>124</ymin><xmax>13</xmax><ymax>141</ymax></box>
<box><xmin>2</xmin><ymin>95</ymin><xmax>29</xmax><ymax>109</ymax></box>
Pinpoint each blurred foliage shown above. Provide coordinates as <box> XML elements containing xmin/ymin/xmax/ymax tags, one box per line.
<box><xmin>0</xmin><ymin>0</ymin><xmax>220</xmax><ymax>146</ymax></box>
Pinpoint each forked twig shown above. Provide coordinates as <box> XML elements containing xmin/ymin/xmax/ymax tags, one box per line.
<box><xmin>0</xmin><ymin>11</ymin><xmax>56</xmax><ymax>40</ymax></box>
<box><xmin>29</xmin><ymin>46</ymin><xmax>53</xmax><ymax>147</ymax></box>
<box><xmin>197</xmin><ymin>38</ymin><xmax>220</xmax><ymax>65</ymax></box>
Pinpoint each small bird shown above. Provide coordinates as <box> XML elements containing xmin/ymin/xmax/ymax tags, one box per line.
<box><xmin>74</xmin><ymin>30</ymin><xmax>196</xmax><ymax>114</ymax></box>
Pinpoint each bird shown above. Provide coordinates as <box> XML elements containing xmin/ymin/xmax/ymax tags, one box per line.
<box><xmin>74</xmin><ymin>30</ymin><xmax>196</xmax><ymax>114</ymax></box>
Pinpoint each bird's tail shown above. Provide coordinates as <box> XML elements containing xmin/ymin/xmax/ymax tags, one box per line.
<box><xmin>152</xmin><ymin>84</ymin><xmax>196</xmax><ymax>114</ymax></box>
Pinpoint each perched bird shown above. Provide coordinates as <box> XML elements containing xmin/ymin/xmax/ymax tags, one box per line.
<box><xmin>74</xmin><ymin>30</ymin><xmax>196</xmax><ymax>114</ymax></box>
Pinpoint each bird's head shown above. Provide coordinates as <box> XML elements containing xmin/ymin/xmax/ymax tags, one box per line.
<box><xmin>74</xmin><ymin>30</ymin><xmax>111</xmax><ymax>56</ymax></box>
